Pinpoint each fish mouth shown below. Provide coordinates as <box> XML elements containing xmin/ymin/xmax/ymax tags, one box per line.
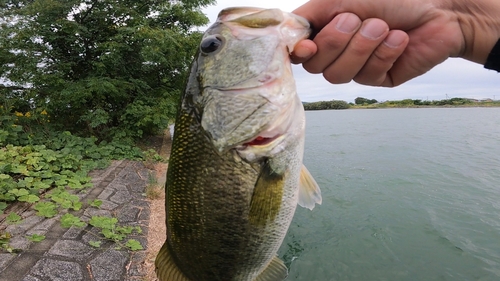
<box><xmin>241</xmin><ymin>134</ymin><xmax>281</xmax><ymax>147</ymax></box>
<box><xmin>235</xmin><ymin>133</ymin><xmax>286</xmax><ymax>162</ymax></box>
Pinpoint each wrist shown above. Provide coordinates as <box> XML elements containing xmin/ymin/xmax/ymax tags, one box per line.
<box><xmin>450</xmin><ymin>1</ymin><xmax>500</xmax><ymax>64</ymax></box>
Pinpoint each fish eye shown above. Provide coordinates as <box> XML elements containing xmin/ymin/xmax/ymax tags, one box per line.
<box><xmin>200</xmin><ymin>35</ymin><xmax>224</xmax><ymax>55</ymax></box>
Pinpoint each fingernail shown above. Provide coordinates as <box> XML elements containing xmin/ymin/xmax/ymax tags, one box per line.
<box><xmin>360</xmin><ymin>19</ymin><xmax>388</xmax><ymax>40</ymax></box>
<box><xmin>384</xmin><ymin>31</ymin><xmax>407</xmax><ymax>48</ymax></box>
<box><xmin>293</xmin><ymin>45</ymin><xmax>312</xmax><ymax>58</ymax></box>
<box><xmin>335</xmin><ymin>13</ymin><xmax>360</xmax><ymax>34</ymax></box>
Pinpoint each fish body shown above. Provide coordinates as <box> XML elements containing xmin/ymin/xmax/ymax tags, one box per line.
<box><xmin>155</xmin><ymin>7</ymin><xmax>321</xmax><ymax>281</ymax></box>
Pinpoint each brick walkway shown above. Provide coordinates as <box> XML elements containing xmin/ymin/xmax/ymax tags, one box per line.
<box><xmin>0</xmin><ymin>160</ymin><xmax>154</xmax><ymax>281</ymax></box>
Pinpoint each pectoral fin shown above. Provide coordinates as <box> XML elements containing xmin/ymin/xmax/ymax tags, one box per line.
<box><xmin>298</xmin><ymin>165</ymin><xmax>322</xmax><ymax>210</ymax></box>
<box><xmin>155</xmin><ymin>242</ymin><xmax>190</xmax><ymax>281</ymax></box>
<box><xmin>255</xmin><ymin>256</ymin><xmax>288</xmax><ymax>281</ymax></box>
<box><xmin>249</xmin><ymin>161</ymin><xmax>286</xmax><ymax>227</ymax></box>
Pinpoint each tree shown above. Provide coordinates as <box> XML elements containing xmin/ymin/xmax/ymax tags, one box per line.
<box><xmin>303</xmin><ymin>100</ymin><xmax>350</xmax><ymax>110</ymax></box>
<box><xmin>354</xmin><ymin>97</ymin><xmax>377</xmax><ymax>105</ymax></box>
<box><xmin>0</xmin><ymin>0</ymin><xmax>214</xmax><ymax>141</ymax></box>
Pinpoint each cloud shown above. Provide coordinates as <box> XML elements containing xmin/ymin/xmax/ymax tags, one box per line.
<box><xmin>202</xmin><ymin>1</ymin><xmax>500</xmax><ymax>102</ymax></box>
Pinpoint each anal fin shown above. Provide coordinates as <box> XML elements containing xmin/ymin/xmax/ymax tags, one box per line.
<box><xmin>155</xmin><ymin>242</ymin><xmax>191</xmax><ymax>281</ymax></box>
<box><xmin>298</xmin><ymin>165</ymin><xmax>322</xmax><ymax>210</ymax></box>
<box><xmin>255</xmin><ymin>256</ymin><xmax>288</xmax><ymax>281</ymax></box>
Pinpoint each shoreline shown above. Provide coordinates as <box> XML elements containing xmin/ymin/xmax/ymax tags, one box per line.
<box><xmin>304</xmin><ymin>104</ymin><xmax>500</xmax><ymax>111</ymax></box>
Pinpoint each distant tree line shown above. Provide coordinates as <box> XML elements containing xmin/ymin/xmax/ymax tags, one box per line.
<box><xmin>381</xmin><ymin>97</ymin><xmax>479</xmax><ymax>106</ymax></box>
<box><xmin>303</xmin><ymin>100</ymin><xmax>350</xmax><ymax>110</ymax></box>
<box><xmin>304</xmin><ymin>97</ymin><xmax>500</xmax><ymax>111</ymax></box>
<box><xmin>355</xmin><ymin>97</ymin><xmax>378</xmax><ymax>105</ymax></box>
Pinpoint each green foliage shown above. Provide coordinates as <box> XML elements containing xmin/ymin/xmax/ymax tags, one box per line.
<box><xmin>0</xmin><ymin>0</ymin><xmax>214</xmax><ymax>141</ymax></box>
<box><xmin>6</xmin><ymin>212</ymin><xmax>22</xmax><ymax>224</ymax></box>
<box><xmin>125</xmin><ymin>239</ymin><xmax>144</xmax><ymax>251</ymax></box>
<box><xmin>351</xmin><ymin>97</ymin><xmax>500</xmax><ymax>108</ymax></box>
<box><xmin>89</xmin><ymin>240</ymin><xmax>102</xmax><ymax>248</ymax></box>
<box><xmin>34</xmin><ymin>202</ymin><xmax>58</xmax><ymax>218</ymax></box>
<box><xmin>0</xmin><ymin>114</ymin><xmax>146</xmax><ymax>210</ymax></box>
<box><xmin>354</xmin><ymin>97</ymin><xmax>378</xmax><ymax>105</ymax></box>
<box><xmin>0</xmin><ymin>232</ymin><xmax>15</xmax><ymax>253</ymax></box>
<box><xmin>88</xmin><ymin>216</ymin><xmax>143</xmax><ymax>250</ymax></box>
<box><xmin>88</xmin><ymin>199</ymin><xmax>103</xmax><ymax>209</ymax></box>
<box><xmin>0</xmin><ymin>202</ymin><xmax>7</xmax><ymax>214</ymax></box>
<box><xmin>27</xmin><ymin>234</ymin><xmax>46</xmax><ymax>242</ymax></box>
<box><xmin>303</xmin><ymin>100</ymin><xmax>350</xmax><ymax>111</ymax></box>
<box><xmin>60</xmin><ymin>213</ymin><xmax>86</xmax><ymax>228</ymax></box>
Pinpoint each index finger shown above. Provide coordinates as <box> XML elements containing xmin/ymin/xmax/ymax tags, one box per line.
<box><xmin>293</xmin><ymin>0</ymin><xmax>342</xmax><ymax>36</ymax></box>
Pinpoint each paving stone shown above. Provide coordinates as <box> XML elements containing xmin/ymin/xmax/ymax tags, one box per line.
<box><xmin>82</xmin><ymin>209</ymin><xmax>112</xmax><ymax>221</ymax></box>
<box><xmin>9</xmin><ymin>236</ymin><xmax>31</xmax><ymax>250</ymax></box>
<box><xmin>21</xmin><ymin>275</ymin><xmax>41</xmax><ymax>281</ymax></box>
<box><xmin>23</xmin><ymin>210</ymin><xmax>36</xmax><ymax>217</ymax></box>
<box><xmin>126</xmin><ymin>251</ymin><xmax>147</xmax><ymax>277</ymax></box>
<box><xmin>81</xmin><ymin>227</ymin><xmax>107</xmax><ymax>246</ymax></box>
<box><xmin>0</xmin><ymin>253</ymin><xmax>16</xmax><ymax>271</ymax></box>
<box><xmin>109</xmin><ymin>188</ymin><xmax>131</xmax><ymax>204</ymax></box>
<box><xmin>30</xmin><ymin>259</ymin><xmax>83</xmax><ymax>281</ymax></box>
<box><xmin>97</xmin><ymin>187</ymin><xmax>115</xmax><ymax>200</ymax></box>
<box><xmin>26</xmin><ymin>217</ymin><xmax>58</xmax><ymax>236</ymax></box>
<box><xmin>98</xmin><ymin>200</ymin><xmax>118</xmax><ymax>211</ymax></box>
<box><xmin>48</xmin><ymin>240</ymin><xmax>95</xmax><ymax>261</ymax></box>
<box><xmin>90</xmin><ymin>249</ymin><xmax>128</xmax><ymax>281</ymax></box>
<box><xmin>5</xmin><ymin>216</ymin><xmax>44</xmax><ymax>235</ymax></box>
<box><xmin>128</xmin><ymin>180</ymin><xmax>147</xmax><ymax>193</ymax></box>
<box><xmin>137</xmin><ymin>207</ymin><xmax>151</xmax><ymax>222</ymax></box>
<box><xmin>62</xmin><ymin>225</ymin><xmax>87</xmax><ymax>239</ymax></box>
<box><xmin>108</xmin><ymin>181</ymin><xmax>127</xmax><ymax>191</ymax></box>
<box><xmin>133</xmin><ymin>200</ymin><xmax>149</xmax><ymax>208</ymax></box>
<box><xmin>117</xmin><ymin>205</ymin><xmax>140</xmax><ymax>223</ymax></box>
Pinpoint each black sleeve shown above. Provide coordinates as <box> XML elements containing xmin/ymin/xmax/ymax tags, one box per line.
<box><xmin>484</xmin><ymin>39</ymin><xmax>500</xmax><ymax>72</ymax></box>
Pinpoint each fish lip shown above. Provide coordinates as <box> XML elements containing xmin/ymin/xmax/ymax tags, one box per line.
<box><xmin>208</xmin><ymin>75</ymin><xmax>277</xmax><ymax>92</ymax></box>
<box><xmin>239</xmin><ymin>134</ymin><xmax>282</xmax><ymax>148</ymax></box>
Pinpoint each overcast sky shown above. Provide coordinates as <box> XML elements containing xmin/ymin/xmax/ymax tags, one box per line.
<box><xmin>201</xmin><ymin>0</ymin><xmax>500</xmax><ymax>103</ymax></box>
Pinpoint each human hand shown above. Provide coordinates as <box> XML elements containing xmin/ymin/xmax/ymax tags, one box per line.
<box><xmin>292</xmin><ymin>0</ymin><xmax>500</xmax><ymax>86</ymax></box>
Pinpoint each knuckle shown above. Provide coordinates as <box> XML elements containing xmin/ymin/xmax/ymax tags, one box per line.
<box><xmin>323</xmin><ymin>70</ymin><xmax>352</xmax><ymax>84</ymax></box>
<box><xmin>353</xmin><ymin>74</ymin><xmax>385</xmax><ymax>86</ymax></box>
<box><xmin>303</xmin><ymin>62</ymin><xmax>324</xmax><ymax>74</ymax></box>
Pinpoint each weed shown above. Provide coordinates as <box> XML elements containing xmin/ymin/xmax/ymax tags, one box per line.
<box><xmin>27</xmin><ymin>234</ymin><xmax>45</xmax><ymax>242</ymax></box>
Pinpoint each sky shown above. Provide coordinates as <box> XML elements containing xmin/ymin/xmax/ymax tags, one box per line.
<box><xmin>201</xmin><ymin>0</ymin><xmax>500</xmax><ymax>103</ymax></box>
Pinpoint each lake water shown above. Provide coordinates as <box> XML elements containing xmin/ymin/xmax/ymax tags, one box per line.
<box><xmin>278</xmin><ymin>108</ymin><xmax>500</xmax><ymax>281</ymax></box>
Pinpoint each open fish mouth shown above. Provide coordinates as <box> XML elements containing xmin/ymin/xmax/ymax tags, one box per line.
<box><xmin>243</xmin><ymin>135</ymin><xmax>281</xmax><ymax>146</ymax></box>
<box><xmin>235</xmin><ymin>133</ymin><xmax>287</xmax><ymax>162</ymax></box>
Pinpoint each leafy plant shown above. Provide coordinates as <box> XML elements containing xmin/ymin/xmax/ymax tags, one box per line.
<box><xmin>125</xmin><ymin>239</ymin><xmax>144</xmax><ymax>251</ymax></box>
<box><xmin>88</xmin><ymin>216</ymin><xmax>142</xmax><ymax>248</ymax></box>
<box><xmin>27</xmin><ymin>234</ymin><xmax>46</xmax><ymax>242</ymax></box>
<box><xmin>89</xmin><ymin>241</ymin><xmax>102</xmax><ymax>248</ymax></box>
<box><xmin>60</xmin><ymin>214</ymin><xmax>86</xmax><ymax>228</ymax></box>
<box><xmin>6</xmin><ymin>212</ymin><xmax>22</xmax><ymax>224</ymax></box>
<box><xmin>34</xmin><ymin>202</ymin><xmax>58</xmax><ymax>218</ymax></box>
<box><xmin>88</xmin><ymin>199</ymin><xmax>103</xmax><ymax>208</ymax></box>
<box><xmin>0</xmin><ymin>231</ymin><xmax>14</xmax><ymax>253</ymax></box>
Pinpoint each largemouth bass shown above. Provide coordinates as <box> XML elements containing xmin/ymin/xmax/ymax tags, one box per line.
<box><xmin>155</xmin><ymin>7</ymin><xmax>322</xmax><ymax>281</ymax></box>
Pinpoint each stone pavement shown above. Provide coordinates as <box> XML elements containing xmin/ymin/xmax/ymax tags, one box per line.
<box><xmin>0</xmin><ymin>159</ymin><xmax>157</xmax><ymax>281</ymax></box>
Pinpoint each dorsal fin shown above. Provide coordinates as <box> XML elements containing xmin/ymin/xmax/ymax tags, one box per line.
<box><xmin>255</xmin><ymin>256</ymin><xmax>288</xmax><ymax>281</ymax></box>
<box><xmin>298</xmin><ymin>165</ymin><xmax>322</xmax><ymax>210</ymax></box>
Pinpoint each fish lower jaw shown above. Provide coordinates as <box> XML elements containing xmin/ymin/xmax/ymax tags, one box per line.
<box><xmin>236</xmin><ymin>134</ymin><xmax>286</xmax><ymax>162</ymax></box>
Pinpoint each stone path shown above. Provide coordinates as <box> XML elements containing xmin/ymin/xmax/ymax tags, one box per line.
<box><xmin>0</xmin><ymin>160</ymin><xmax>155</xmax><ymax>281</ymax></box>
